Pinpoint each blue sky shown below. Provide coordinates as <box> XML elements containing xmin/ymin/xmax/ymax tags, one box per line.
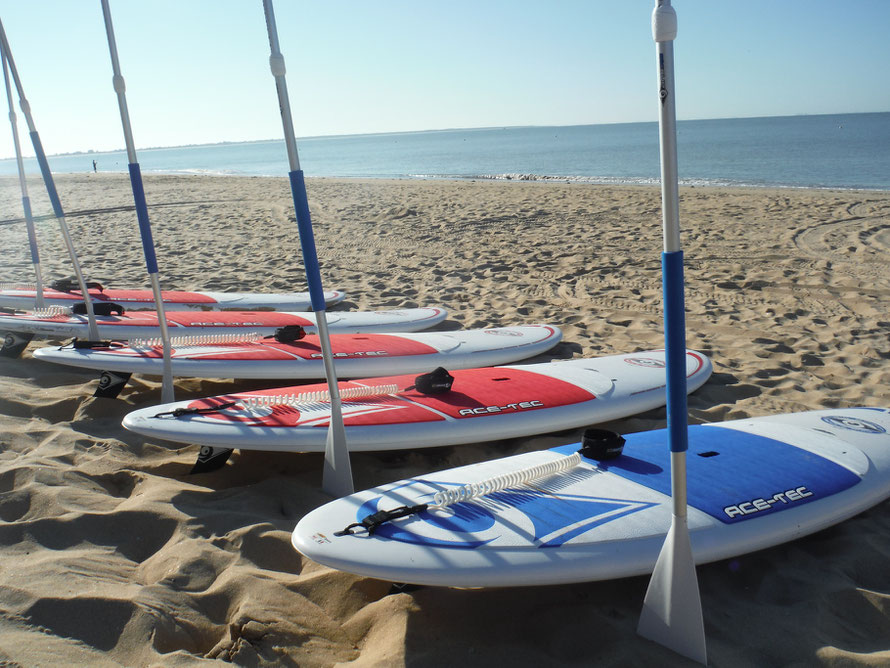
<box><xmin>0</xmin><ymin>0</ymin><xmax>887</xmax><ymax>159</ymax></box>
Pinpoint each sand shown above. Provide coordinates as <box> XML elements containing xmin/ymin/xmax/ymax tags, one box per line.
<box><xmin>1</xmin><ymin>172</ymin><xmax>889</xmax><ymax>666</ymax></box>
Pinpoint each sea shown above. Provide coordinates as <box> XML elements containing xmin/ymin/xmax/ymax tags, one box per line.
<box><xmin>1</xmin><ymin>112</ymin><xmax>888</xmax><ymax>191</ymax></box>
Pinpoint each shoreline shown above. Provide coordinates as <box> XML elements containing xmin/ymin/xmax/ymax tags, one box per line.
<box><xmin>0</xmin><ymin>173</ymin><xmax>889</xmax><ymax>665</ymax></box>
<box><xmin>5</xmin><ymin>171</ymin><xmax>890</xmax><ymax>196</ymax></box>
<box><xmin>2</xmin><ymin>174</ymin><xmax>889</xmax><ymax>228</ymax></box>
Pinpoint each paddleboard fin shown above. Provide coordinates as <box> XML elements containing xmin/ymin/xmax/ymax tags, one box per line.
<box><xmin>94</xmin><ymin>370</ymin><xmax>132</xmax><ymax>399</ymax></box>
<box><xmin>191</xmin><ymin>445</ymin><xmax>234</xmax><ymax>474</ymax></box>
<box><xmin>0</xmin><ymin>331</ymin><xmax>33</xmax><ymax>358</ymax></box>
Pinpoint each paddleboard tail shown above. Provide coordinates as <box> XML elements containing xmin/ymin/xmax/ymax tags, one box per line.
<box><xmin>336</xmin><ymin>450</ymin><xmax>585</xmax><ymax>537</ymax></box>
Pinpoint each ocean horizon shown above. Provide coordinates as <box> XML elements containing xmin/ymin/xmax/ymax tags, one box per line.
<box><xmin>1</xmin><ymin>111</ymin><xmax>888</xmax><ymax>191</ymax></box>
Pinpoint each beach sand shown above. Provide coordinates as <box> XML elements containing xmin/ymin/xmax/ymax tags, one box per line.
<box><xmin>1</xmin><ymin>172</ymin><xmax>889</xmax><ymax>666</ymax></box>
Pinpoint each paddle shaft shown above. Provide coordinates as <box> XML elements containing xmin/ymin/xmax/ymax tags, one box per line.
<box><xmin>637</xmin><ymin>2</ymin><xmax>707</xmax><ymax>664</ymax></box>
<box><xmin>0</xmin><ymin>18</ymin><xmax>98</xmax><ymax>335</ymax></box>
<box><xmin>100</xmin><ymin>0</ymin><xmax>174</xmax><ymax>403</ymax></box>
<box><xmin>262</xmin><ymin>0</ymin><xmax>352</xmax><ymax>495</ymax></box>
<box><xmin>0</xmin><ymin>42</ymin><xmax>43</xmax><ymax>307</ymax></box>
<box><xmin>654</xmin><ymin>2</ymin><xmax>689</xmax><ymax>509</ymax></box>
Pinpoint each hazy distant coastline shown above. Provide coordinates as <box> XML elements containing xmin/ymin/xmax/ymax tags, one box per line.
<box><xmin>14</xmin><ymin>111</ymin><xmax>888</xmax><ymax>161</ymax></box>
<box><xmin>1</xmin><ymin>112</ymin><xmax>888</xmax><ymax>191</ymax></box>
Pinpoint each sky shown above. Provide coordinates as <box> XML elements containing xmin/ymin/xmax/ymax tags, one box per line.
<box><xmin>0</xmin><ymin>0</ymin><xmax>887</xmax><ymax>159</ymax></box>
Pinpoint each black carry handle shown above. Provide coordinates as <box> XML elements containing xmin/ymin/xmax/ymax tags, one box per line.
<box><xmin>51</xmin><ymin>278</ymin><xmax>105</xmax><ymax>292</ymax></box>
<box><xmin>411</xmin><ymin>367</ymin><xmax>454</xmax><ymax>395</ymax></box>
<box><xmin>72</xmin><ymin>339</ymin><xmax>113</xmax><ymax>349</ymax></box>
<box><xmin>578</xmin><ymin>428</ymin><xmax>626</xmax><ymax>461</ymax></box>
<box><xmin>72</xmin><ymin>302</ymin><xmax>124</xmax><ymax>316</ymax></box>
<box><xmin>267</xmin><ymin>325</ymin><xmax>307</xmax><ymax>343</ymax></box>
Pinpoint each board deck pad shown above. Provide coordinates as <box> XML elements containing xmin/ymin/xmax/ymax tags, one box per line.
<box><xmin>122</xmin><ymin>349</ymin><xmax>712</xmax><ymax>452</ymax></box>
<box><xmin>291</xmin><ymin>408</ymin><xmax>890</xmax><ymax>587</ymax></box>
<box><xmin>536</xmin><ymin>426</ymin><xmax>861</xmax><ymax>524</ymax></box>
<box><xmin>31</xmin><ymin>325</ymin><xmax>562</xmax><ymax>380</ymax></box>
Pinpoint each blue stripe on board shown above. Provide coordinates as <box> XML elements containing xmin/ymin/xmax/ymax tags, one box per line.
<box><xmin>554</xmin><ymin>425</ymin><xmax>862</xmax><ymax>524</ymax></box>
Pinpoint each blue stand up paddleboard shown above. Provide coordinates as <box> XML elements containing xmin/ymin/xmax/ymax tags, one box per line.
<box><xmin>292</xmin><ymin>408</ymin><xmax>890</xmax><ymax>587</ymax></box>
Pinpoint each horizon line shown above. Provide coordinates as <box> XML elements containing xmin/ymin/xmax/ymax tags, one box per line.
<box><xmin>1</xmin><ymin>110</ymin><xmax>887</xmax><ymax>162</ymax></box>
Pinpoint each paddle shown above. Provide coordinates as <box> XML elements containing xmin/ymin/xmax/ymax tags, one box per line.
<box><xmin>99</xmin><ymin>0</ymin><xmax>175</xmax><ymax>404</ymax></box>
<box><xmin>636</xmin><ymin>1</ymin><xmax>707</xmax><ymax>663</ymax></box>
<box><xmin>0</xmin><ymin>41</ymin><xmax>43</xmax><ymax>308</ymax></box>
<box><xmin>261</xmin><ymin>0</ymin><xmax>353</xmax><ymax>496</ymax></box>
<box><xmin>0</xmin><ymin>19</ymin><xmax>99</xmax><ymax>339</ymax></box>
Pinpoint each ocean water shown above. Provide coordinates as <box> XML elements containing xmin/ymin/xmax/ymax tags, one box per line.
<box><xmin>1</xmin><ymin>112</ymin><xmax>888</xmax><ymax>191</ymax></box>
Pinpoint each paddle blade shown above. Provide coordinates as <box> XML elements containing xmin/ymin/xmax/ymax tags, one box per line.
<box><xmin>638</xmin><ymin>517</ymin><xmax>707</xmax><ymax>664</ymax></box>
<box><xmin>321</xmin><ymin>410</ymin><xmax>353</xmax><ymax>497</ymax></box>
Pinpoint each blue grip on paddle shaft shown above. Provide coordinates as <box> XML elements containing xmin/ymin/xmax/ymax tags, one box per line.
<box><xmin>662</xmin><ymin>250</ymin><xmax>689</xmax><ymax>453</ymax></box>
<box><xmin>289</xmin><ymin>169</ymin><xmax>327</xmax><ymax>312</ymax></box>
<box><xmin>127</xmin><ymin>163</ymin><xmax>159</xmax><ymax>275</ymax></box>
<box><xmin>30</xmin><ymin>131</ymin><xmax>64</xmax><ymax>219</ymax></box>
<box><xmin>22</xmin><ymin>196</ymin><xmax>40</xmax><ymax>263</ymax></box>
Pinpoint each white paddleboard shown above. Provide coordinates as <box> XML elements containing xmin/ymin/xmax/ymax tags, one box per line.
<box><xmin>121</xmin><ymin>349</ymin><xmax>712</xmax><ymax>452</ymax></box>
<box><xmin>0</xmin><ymin>306</ymin><xmax>447</xmax><ymax>344</ymax></box>
<box><xmin>32</xmin><ymin>325</ymin><xmax>562</xmax><ymax>380</ymax></box>
<box><xmin>0</xmin><ymin>282</ymin><xmax>345</xmax><ymax>312</ymax></box>
<box><xmin>292</xmin><ymin>408</ymin><xmax>890</xmax><ymax>587</ymax></box>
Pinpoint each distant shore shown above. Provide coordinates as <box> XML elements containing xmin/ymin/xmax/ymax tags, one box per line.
<box><xmin>0</xmin><ymin>173</ymin><xmax>889</xmax><ymax>665</ymax></box>
<box><xmin>3</xmin><ymin>112</ymin><xmax>888</xmax><ymax>190</ymax></box>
